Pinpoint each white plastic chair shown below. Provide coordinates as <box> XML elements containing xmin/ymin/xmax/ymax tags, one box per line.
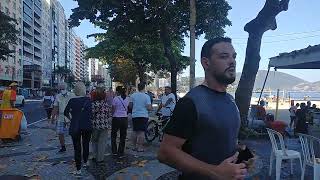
<box><xmin>298</xmin><ymin>133</ymin><xmax>320</xmax><ymax>180</ymax></box>
<box><xmin>266</xmin><ymin>128</ymin><xmax>303</xmax><ymax>180</ymax></box>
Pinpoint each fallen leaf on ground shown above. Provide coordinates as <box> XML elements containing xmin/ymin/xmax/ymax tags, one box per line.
<box><xmin>137</xmin><ymin>163</ymin><xmax>145</xmax><ymax>167</ymax></box>
<box><xmin>143</xmin><ymin>171</ymin><xmax>151</xmax><ymax>176</ymax></box>
<box><xmin>0</xmin><ymin>164</ymin><xmax>7</xmax><ymax>171</ymax></box>
<box><xmin>140</xmin><ymin>160</ymin><xmax>148</xmax><ymax>164</ymax></box>
<box><xmin>131</xmin><ymin>161</ymin><xmax>138</xmax><ymax>165</ymax></box>
<box><xmin>34</xmin><ymin>155</ymin><xmax>48</xmax><ymax>162</ymax></box>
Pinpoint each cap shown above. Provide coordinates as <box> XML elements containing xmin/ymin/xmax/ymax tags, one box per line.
<box><xmin>9</xmin><ymin>82</ymin><xmax>18</xmax><ymax>87</ymax></box>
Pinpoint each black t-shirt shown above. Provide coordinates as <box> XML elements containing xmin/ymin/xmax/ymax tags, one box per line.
<box><xmin>164</xmin><ymin>85</ymin><xmax>240</xmax><ymax>180</ymax></box>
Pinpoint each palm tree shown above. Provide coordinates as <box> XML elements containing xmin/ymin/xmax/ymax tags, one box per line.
<box><xmin>53</xmin><ymin>66</ymin><xmax>72</xmax><ymax>82</ymax></box>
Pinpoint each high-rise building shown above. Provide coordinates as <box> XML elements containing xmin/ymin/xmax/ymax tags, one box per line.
<box><xmin>42</xmin><ymin>0</ymin><xmax>52</xmax><ymax>87</ymax></box>
<box><xmin>0</xmin><ymin>0</ymin><xmax>23</xmax><ymax>85</ymax></box>
<box><xmin>69</xmin><ymin>29</ymin><xmax>76</xmax><ymax>74</ymax></box>
<box><xmin>1</xmin><ymin>0</ymin><xmax>92</xmax><ymax>88</ymax></box>
<box><xmin>74</xmin><ymin>37</ymin><xmax>88</xmax><ymax>81</ymax></box>
<box><xmin>21</xmin><ymin>0</ymin><xmax>43</xmax><ymax>89</ymax></box>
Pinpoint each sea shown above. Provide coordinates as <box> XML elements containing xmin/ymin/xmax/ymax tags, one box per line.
<box><xmin>226</xmin><ymin>91</ymin><xmax>320</xmax><ymax>101</ymax></box>
<box><xmin>251</xmin><ymin>91</ymin><xmax>320</xmax><ymax>101</ymax></box>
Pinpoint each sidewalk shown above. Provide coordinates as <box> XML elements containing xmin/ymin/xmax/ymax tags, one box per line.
<box><xmin>0</xmin><ymin>120</ymin><xmax>173</xmax><ymax>180</ymax></box>
<box><xmin>0</xmin><ymin>120</ymin><xmax>315</xmax><ymax>180</ymax></box>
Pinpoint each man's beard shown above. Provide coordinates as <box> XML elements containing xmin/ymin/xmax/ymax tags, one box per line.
<box><xmin>214</xmin><ymin>72</ymin><xmax>235</xmax><ymax>85</ymax></box>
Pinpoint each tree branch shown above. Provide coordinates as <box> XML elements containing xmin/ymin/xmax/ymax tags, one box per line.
<box><xmin>244</xmin><ymin>0</ymin><xmax>290</xmax><ymax>33</ymax></box>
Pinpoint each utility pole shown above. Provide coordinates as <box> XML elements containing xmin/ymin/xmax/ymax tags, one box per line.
<box><xmin>189</xmin><ymin>0</ymin><xmax>196</xmax><ymax>90</ymax></box>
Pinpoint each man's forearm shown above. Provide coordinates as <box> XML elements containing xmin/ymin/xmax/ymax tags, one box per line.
<box><xmin>158</xmin><ymin>146</ymin><xmax>218</xmax><ymax>178</ymax></box>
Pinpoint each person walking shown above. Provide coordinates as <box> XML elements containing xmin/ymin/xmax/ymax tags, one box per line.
<box><xmin>0</xmin><ymin>82</ymin><xmax>18</xmax><ymax>109</ymax></box>
<box><xmin>91</xmin><ymin>87</ymin><xmax>111</xmax><ymax>163</ymax></box>
<box><xmin>111</xmin><ymin>86</ymin><xmax>129</xmax><ymax>158</ymax></box>
<box><xmin>42</xmin><ymin>90</ymin><xmax>55</xmax><ymax>121</ymax></box>
<box><xmin>64</xmin><ymin>82</ymin><xmax>92</xmax><ymax>177</ymax></box>
<box><xmin>158</xmin><ymin>38</ymin><xmax>247</xmax><ymax>179</ymax></box>
<box><xmin>289</xmin><ymin>102</ymin><xmax>299</xmax><ymax>128</ymax></box>
<box><xmin>129</xmin><ymin>83</ymin><xmax>152</xmax><ymax>152</ymax></box>
<box><xmin>51</xmin><ymin>83</ymin><xmax>75</xmax><ymax>153</ymax></box>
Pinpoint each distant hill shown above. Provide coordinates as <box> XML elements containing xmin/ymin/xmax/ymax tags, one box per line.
<box><xmin>293</xmin><ymin>81</ymin><xmax>320</xmax><ymax>91</ymax></box>
<box><xmin>191</xmin><ymin>70</ymin><xmax>308</xmax><ymax>91</ymax></box>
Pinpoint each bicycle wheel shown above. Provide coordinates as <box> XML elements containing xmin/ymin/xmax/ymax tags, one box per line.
<box><xmin>145</xmin><ymin>120</ymin><xmax>158</xmax><ymax>143</ymax></box>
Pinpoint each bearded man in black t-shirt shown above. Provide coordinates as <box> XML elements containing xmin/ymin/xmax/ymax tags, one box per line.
<box><xmin>158</xmin><ymin>37</ymin><xmax>247</xmax><ymax>180</ymax></box>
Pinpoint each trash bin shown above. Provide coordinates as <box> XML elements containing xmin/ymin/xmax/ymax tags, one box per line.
<box><xmin>0</xmin><ymin>108</ymin><xmax>24</xmax><ymax>140</ymax></box>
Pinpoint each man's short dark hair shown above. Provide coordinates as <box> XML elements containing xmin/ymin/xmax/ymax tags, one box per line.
<box><xmin>138</xmin><ymin>83</ymin><xmax>145</xmax><ymax>91</ymax></box>
<box><xmin>201</xmin><ymin>37</ymin><xmax>232</xmax><ymax>59</ymax></box>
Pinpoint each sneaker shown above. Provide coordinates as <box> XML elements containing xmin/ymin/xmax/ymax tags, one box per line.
<box><xmin>83</xmin><ymin>161</ymin><xmax>89</xmax><ymax>167</ymax></box>
<box><xmin>73</xmin><ymin>170</ymin><xmax>82</xmax><ymax>177</ymax></box>
<box><xmin>58</xmin><ymin>146</ymin><xmax>66</xmax><ymax>153</ymax></box>
<box><xmin>118</xmin><ymin>154</ymin><xmax>125</xmax><ymax>159</ymax></box>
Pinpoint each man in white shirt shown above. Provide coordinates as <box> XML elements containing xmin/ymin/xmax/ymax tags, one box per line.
<box><xmin>156</xmin><ymin>86</ymin><xmax>176</xmax><ymax>118</ymax></box>
<box><xmin>51</xmin><ymin>83</ymin><xmax>75</xmax><ymax>153</ymax></box>
<box><xmin>129</xmin><ymin>83</ymin><xmax>152</xmax><ymax>152</ymax></box>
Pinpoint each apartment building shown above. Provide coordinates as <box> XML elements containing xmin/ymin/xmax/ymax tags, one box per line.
<box><xmin>0</xmin><ymin>0</ymin><xmax>23</xmax><ymax>85</ymax></box>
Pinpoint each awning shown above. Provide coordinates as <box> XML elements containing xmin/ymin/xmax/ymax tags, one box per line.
<box><xmin>269</xmin><ymin>44</ymin><xmax>320</xmax><ymax>69</ymax></box>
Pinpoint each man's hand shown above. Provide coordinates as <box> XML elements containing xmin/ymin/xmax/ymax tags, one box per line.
<box><xmin>210</xmin><ymin>152</ymin><xmax>247</xmax><ymax>180</ymax></box>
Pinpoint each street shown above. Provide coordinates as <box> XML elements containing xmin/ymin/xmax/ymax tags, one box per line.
<box><xmin>0</xmin><ymin>100</ymin><xmax>315</xmax><ymax>179</ymax></box>
<box><xmin>19</xmin><ymin>100</ymin><xmax>47</xmax><ymax>124</ymax></box>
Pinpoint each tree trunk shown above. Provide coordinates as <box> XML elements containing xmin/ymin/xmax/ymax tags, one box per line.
<box><xmin>235</xmin><ymin>33</ymin><xmax>263</xmax><ymax>125</ymax></box>
<box><xmin>160</xmin><ymin>24</ymin><xmax>178</xmax><ymax>94</ymax></box>
<box><xmin>235</xmin><ymin>0</ymin><xmax>290</xmax><ymax>126</ymax></box>
<box><xmin>189</xmin><ymin>0</ymin><xmax>196</xmax><ymax>90</ymax></box>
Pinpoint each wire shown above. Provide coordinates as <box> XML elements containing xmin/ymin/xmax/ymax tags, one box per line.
<box><xmin>233</xmin><ymin>34</ymin><xmax>320</xmax><ymax>45</ymax></box>
<box><xmin>231</xmin><ymin>29</ymin><xmax>320</xmax><ymax>39</ymax></box>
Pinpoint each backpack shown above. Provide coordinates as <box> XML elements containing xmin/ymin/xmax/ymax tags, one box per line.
<box><xmin>43</xmin><ymin>98</ymin><xmax>53</xmax><ymax>108</ymax></box>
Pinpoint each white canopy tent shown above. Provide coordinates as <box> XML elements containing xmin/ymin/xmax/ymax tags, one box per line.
<box><xmin>258</xmin><ymin>44</ymin><xmax>320</xmax><ymax>119</ymax></box>
<box><xmin>269</xmin><ymin>45</ymin><xmax>320</xmax><ymax>69</ymax></box>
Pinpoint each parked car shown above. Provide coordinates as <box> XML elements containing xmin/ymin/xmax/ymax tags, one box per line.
<box><xmin>0</xmin><ymin>87</ymin><xmax>25</xmax><ymax>107</ymax></box>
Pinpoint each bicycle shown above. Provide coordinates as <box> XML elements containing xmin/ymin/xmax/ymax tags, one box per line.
<box><xmin>145</xmin><ymin>112</ymin><xmax>171</xmax><ymax>143</ymax></box>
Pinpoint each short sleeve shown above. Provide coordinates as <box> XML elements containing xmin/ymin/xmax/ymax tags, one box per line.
<box><xmin>164</xmin><ymin>97</ymin><xmax>197</xmax><ymax>139</ymax></box>
<box><xmin>146</xmin><ymin>94</ymin><xmax>151</xmax><ymax>105</ymax></box>
<box><xmin>169</xmin><ymin>94</ymin><xmax>176</xmax><ymax>103</ymax></box>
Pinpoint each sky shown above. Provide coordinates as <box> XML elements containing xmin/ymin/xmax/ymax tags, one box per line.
<box><xmin>59</xmin><ymin>0</ymin><xmax>320</xmax><ymax>82</ymax></box>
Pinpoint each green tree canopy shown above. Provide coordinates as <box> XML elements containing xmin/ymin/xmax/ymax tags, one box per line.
<box><xmin>70</xmin><ymin>0</ymin><xmax>231</xmax><ymax>92</ymax></box>
<box><xmin>0</xmin><ymin>11</ymin><xmax>19</xmax><ymax>61</ymax></box>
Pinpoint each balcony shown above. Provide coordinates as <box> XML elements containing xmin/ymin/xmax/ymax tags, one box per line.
<box><xmin>23</xmin><ymin>36</ymin><xmax>33</xmax><ymax>45</ymax></box>
<box><xmin>23</xmin><ymin>13</ymin><xmax>33</xmax><ymax>26</ymax></box>
<box><xmin>23</xmin><ymin>55</ymin><xmax>33</xmax><ymax>63</ymax></box>
<box><xmin>34</xmin><ymin>16</ymin><xmax>41</xmax><ymax>25</ymax></box>
<box><xmin>34</xmin><ymin>34</ymin><xmax>42</xmax><ymax>43</ymax></box>
<box><xmin>23</xmin><ymin>27</ymin><xmax>33</xmax><ymax>36</ymax></box>
<box><xmin>34</xmin><ymin>0</ymin><xmax>42</xmax><ymax>9</ymax></box>
<box><xmin>33</xmin><ymin>41</ymin><xmax>41</xmax><ymax>50</ymax></box>
<box><xmin>34</xmin><ymin>50</ymin><xmax>42</xmax><ymax>58</ymax></box>
<box><xmin>34</xmin><ymin>6</ymin><xmax>41</xmax><ymax>18</ymax></box>
<box><xmin>23</xmin><ymin>45</ymin><xmax>33</xmax><ymax>54</ymax></box>
<box><xmin>34</xmin><ymin>25</ymin><xmax>41</xmax><ymax>34</ymax></box>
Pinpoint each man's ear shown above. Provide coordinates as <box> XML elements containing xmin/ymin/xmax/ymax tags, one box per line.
<box><xmin>201</xmin><ymin>57</ymin><xmax>210</xmax><ymax>70</ymax></box>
